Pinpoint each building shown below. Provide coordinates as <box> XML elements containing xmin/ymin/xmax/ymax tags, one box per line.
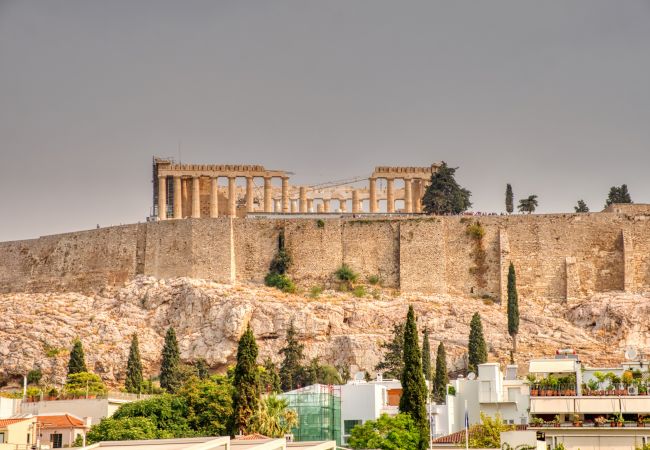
<box><xmin>279</xmin><ymin>385</ymin><xmax>341</xmax><ymax>446</ymax></box>
<box><xmin>0</xmin><ymin>398</ymin><xmax>21</xmax><ymax>420</ymax></box>
<box><xmin>36</xmin><ymin>413</ymin><xmax>89</xmax><ymax>449</ymax></box>
<box><xmin>79</xmin><ymin>436</ymin><xmax>336</xmax><ymax>450</ymax></box>
<box><xmin>152</xmin><ymin>158</ymin><xmax>438</xmax><ymax>219</ymax></box>
<box><xmin>0</xmin><ymin>417</ymin><xmax>35</xmax><ymax>450</ymax></box>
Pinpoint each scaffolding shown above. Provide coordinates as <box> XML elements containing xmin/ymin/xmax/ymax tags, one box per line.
<box><xmin>280</xmin><ymin>384</ymin><xmax>342</xmax><ymax>446</ymax></box>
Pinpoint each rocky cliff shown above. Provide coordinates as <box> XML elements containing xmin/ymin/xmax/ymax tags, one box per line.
<box><xmin>1</xmin><ymin>276</ymin><xmax>649</xmax><ymax>388</ymax></box>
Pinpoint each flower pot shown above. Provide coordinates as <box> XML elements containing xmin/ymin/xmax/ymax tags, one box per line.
<box><xmin>573</xmin><ymin>422</ymin><xmax>582</xmax><ymax>427</ymax></box>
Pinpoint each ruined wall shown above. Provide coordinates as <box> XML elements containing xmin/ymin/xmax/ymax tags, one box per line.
<box><xmin>1</xmin><ymin>212</ymin><xmax>649</xmax><ymax>299</ymax></box>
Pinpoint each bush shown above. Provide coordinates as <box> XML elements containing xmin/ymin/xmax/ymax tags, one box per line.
<box><xmin>447</xmin><ymin>386</ymin><xmax>456</xmax><ymax>396</ymax></box>
<box><xmin>65</xmin><ymin>372</ymin><xmax>107</xmax><ymax>396</ymax></box>
<box><xmin>264</xmin><ymin>273</ymin><xmax>296</xmax><ymax>293</ymax></box>
<box><xmin>466</xmin><ymin>221</ymin><xmax>485</xmax><ymax>240</ymax></box>
<box><xmin>269</xmin><ymin>248</ymin><xmax>291</xmax><ymax>275</ymax></box>
<box><xmin>353</xmin><ymin>285</ymin><xmax>367</xmax><ymax>298</ymax></box>
<box><xmin>309</xmin><ymin>286</ymin><xmax>323</xmax><ymax>298</ymax></box>
<box><xmin>27</xmin><ymin>368</ymin><xmax>42</xmax><ymax>385</ymax></box>
<box><xmin>367</xmin><ymin>275</ymin><xmax>380</xmax><ymax>285</ymax></box>
<box><xmin>316</xmin><ymin>219</ymin><xmax>325</xmax><ymax>228</ymax></box>
<box><xmin>335</xmin><ymin>264</ymin><xmax>358</xmax><ymax>283</ymax></box>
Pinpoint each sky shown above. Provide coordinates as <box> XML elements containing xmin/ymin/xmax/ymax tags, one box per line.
<box><xmin>1</xmin><ymin>0</ymin><xmax>649</xmax><ymax>241</ymax></box>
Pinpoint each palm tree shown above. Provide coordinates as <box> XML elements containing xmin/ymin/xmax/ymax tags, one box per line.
<box><xmin>517</xmin><ymin>195</ymin><xmax>538</xmax><ymax>214</ymax></box>
<box><xmin>254</xmin><ymin>395</ymin><xmax>298</xmax><ymax>438</ymax></box>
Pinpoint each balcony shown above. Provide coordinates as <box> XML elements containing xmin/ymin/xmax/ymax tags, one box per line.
<box><xmin>530</xmin><ymin>396</ymin><xmax>650</xmax><ymax>415</ymax></box>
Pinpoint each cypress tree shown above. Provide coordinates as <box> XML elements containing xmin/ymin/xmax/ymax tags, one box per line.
<box><xmin>125</xmin><ymin>334</ymin><xmax>143</xmax><ymax>394</ymax></box>
<box><xmin>279</xmin><ymin>320</ymin><xmax>305</xmax><ymax>391</ymax></box>
<box><xmin>399</xmin><ymin>306</ymin><xmax>429</xmax><ymax>450</ymax></box>
<box><xmin>195</xmin><ymin>358</ymin><xmax>210</xmax><ymax>380</ymax></box>
<box><xmin>421</xmin><ymin>328</ymin><xmax>432</xmax><ymax>381</ymax></box>
<box><xmin>67</xmin><ymin>339</ymin><xmax>88</xmax><ymax>375</ymax></box>
<box><xmin>160</xmin><ymin>327</ymin><xmax>180</xmax><ymax>393</ymax></box>
<box><xmin>374</xmin><ymin>323</ymin><xmax>404</xmax><ymax>379</ymax></box>
<box><xmin>433</xmin><ymin>342</ymin><xmax>448</xmax><ymax>404</ymax></box>
<box><xmin>231</xmin><ymin>324</ymin><xmax>260</xmax><ymax>435</ymax></box>
<box><xmin>505</xmin><ymin>184</ymin><xmax>513</xmax><ymax>214</ymax></box>
<box><xmin>507</xmin><ymin>263</ymin><xmax>520</xmax><ymax>356</ymax></box>
<box><xmin>468</xmin><ymin>312</ymin><xmax>488</xmax><ymax>373</ymax></box>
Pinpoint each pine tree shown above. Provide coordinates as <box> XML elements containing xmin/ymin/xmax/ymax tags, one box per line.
<box><xmin>195</xmin><ymin>358</ymin><xmax>210</xmax><ymax>380</ymax></box>
<box><xmin>517</xmin><ymin>195</ymin><xmax>538</xmax><ymax>214</ymax></box>
<box><xmin>279</xmin><ymin>320</ymin><xmax>305</xmax><ymax>391</ymax></box>
<box><xmin>399</xmin><ymin>306</ymin><xmax>429</xmax><ymax>450</ymax></box>
<box><xmin>433</xmin><ymin>342</ymin><xmax>448</xmax><ymax>404</ymax></box>
<box><xmin>468</xmin><ymin>312</ymin><xmax>488</xmax><ymax>373</ymax></box>
<box><xmin>505</xmin><ymin>184</ymin><xmax>513</xmax><ymax>214</ymax></box>
<box><xmin>422</xmin><ymin>162</ymin><xmax>472</xmax><ymax>215</ymax></box>
<box><xmin>574</xmin><ymin>199</ymin><xmax>589</xmax><ymax>213</ymax></box>
<box><xmin>605</xmin><ymin>185</ymin><xmax>632</xmax><ymax>207</ymax></box>
<box><xmin>374</xmin><ymin>323</ymin><xmax>404</xmax><ymax>379</ymax></box>
<box><xmin>160</xmin><ymin>327</ymin><xmax>180</xmax><ymax>393</ymax></box>
<box><xmin>125</xmin><ymin>334</ymin><xmax>143</xmax><ymax>394</ymax></box>
<box><xmin>231</xmin><ymin>324</ymin><xmax>260</xmax><ymax>435</ymax></box>
<box><xmin>421</xmin><ymin>328</ymin><xmax>432</xmax><ymax>381</ymax></box>
<box><xmin>67</xmin><ymin>339</ymin><xmax>88</xmax><ymax>375</ymax></box>
<box><xmin>507</xmin><ymin>263</ymin><xmax>520</xmax><ymax>356</ymax></box>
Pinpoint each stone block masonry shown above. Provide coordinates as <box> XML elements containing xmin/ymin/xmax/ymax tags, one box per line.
<box><xmin>1</xmin><ymin>211</ymin><xmax>650</xmax><ymax>301</ymax></box>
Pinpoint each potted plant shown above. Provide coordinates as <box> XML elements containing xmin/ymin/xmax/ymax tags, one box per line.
<box><xmin>612</xmin><ymin>413</ymin><xmax>624</xmax><ymax>427</ymax></box>
<box><xmin>47</xmin><ymin>387</ymin><xmax>58</xmax><ymax>401</ymax></box>
<box><xmin>553</xmin><ymin>415</ymin><xmax>562</xmax><ymax>427</ymax></box>
<box><xmin>594</xmin><ymin>416</ymin><xmax>607</xmax><ymax>427</ymax></box>
<box><xmin>527</xmin><ymin>374</ymin><xmax>538</xmax><ymax>396</ymax></box>
<box><xmin>587</xmin><ymin>379</ymin><xmax>599</xmax><ymax>395</ymax></box>
<box><xmin>593</xmin><ymin>371</ymin><xmax>607</xmax><ymax>395</ymax></box>
<box><xmin>548</xmin><ymin>376</ymin><xmax>559</xmax><ymax>397</ymax></box>
<box><xmin>572</xmin><ymin>414</ymin><xmax>582</xmax><ymax>427</ymax></box>
<box><xmin>530</xmin><ymin>417</ymin><xmax>544</xmax><ymax>427</ymax></box>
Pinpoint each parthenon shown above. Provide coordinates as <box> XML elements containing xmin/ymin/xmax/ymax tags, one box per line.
<box><xmin>153</xmin><ymin>158</ymin><xmax>440</xmax><ymax>219</ymax></box>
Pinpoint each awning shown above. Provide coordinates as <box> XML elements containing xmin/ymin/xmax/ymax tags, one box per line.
<box><xmin>529</xmin><ymin>359</ymin><xmax>577</xmax><ymax>374</ymax></box>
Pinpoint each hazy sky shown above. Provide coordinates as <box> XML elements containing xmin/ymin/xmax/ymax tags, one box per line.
<box><xmin>1</xmin><ymin>1</ymin><xmax>649</xmax><ymax>241</ymax></box>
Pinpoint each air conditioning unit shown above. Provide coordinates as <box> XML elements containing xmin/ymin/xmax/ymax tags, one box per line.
<box><xmin>628</xmin><ymin>385</ymin><xmax>638</xmax><ymax>396</ymax></box>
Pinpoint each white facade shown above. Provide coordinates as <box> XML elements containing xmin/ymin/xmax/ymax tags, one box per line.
<box><xmin>0</xmin><ymin>398</ymin><xmax>22</xmax><ymax>419</ymax></box>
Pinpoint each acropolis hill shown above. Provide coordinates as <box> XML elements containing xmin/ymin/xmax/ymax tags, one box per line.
<box><xmin>1</xmin><ymin>161</ymin><xmax>650</xmax><ymax>386</ymax></box>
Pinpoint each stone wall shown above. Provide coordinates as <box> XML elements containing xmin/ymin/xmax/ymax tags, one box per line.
<box><xmin>1</xmin><ymin>212</ymin><xmax>650</xmax><ymax>300</ymax></box>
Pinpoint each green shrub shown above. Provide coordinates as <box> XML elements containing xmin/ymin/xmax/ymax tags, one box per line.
<box><xmin>27</xmin><ymin>368</ymin><xmax>42</xmax><ymax>385</ymax></box>
<box><xmin>353</xmin><ymin>285</ymin><xmax>367</xmax><ymax>298</ymax></box>
<box><xmin>316</xmin><ymin>219</ymin><xmax>325</xmax><ymax>228</ymax></box>
<box><xmin>269</xmin><ymin>248</ymin><xmax>291</xmax><ymax>275</ymax></box>
<box><xmin>264</xmin><ymin>273</ymin><xmax>296</xmax><ymax>293</ymax></box>
<box><xmin>466</xmin><ymin>221</ymin><xmax>485</xmax><ymax>240</ymax></box>
<box><xmin>447</xmin><ymin>386</ymin><xmax>456</xmax><ymax>396</ymax></box>
<box><xmin>335</xmin><ymin>264</ymin><xmax>358</xmax><ymax>283</ymax></box>
<box><xmin>367</xmin><ymin>274</ymin><xmax>380</xmax><ymax>285</ymax></box>
<box><xmin>309</xmin><ymin>286</ymin><xmax>323</xmax><ymax>298</ymax></box>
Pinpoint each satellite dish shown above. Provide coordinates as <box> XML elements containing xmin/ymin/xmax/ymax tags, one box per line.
<box><xmin>354</xmin><ymin>371</ymin><xmax>366</xmax><ymax>381</ymax></box>
<box><xmin>467</xmin><ymin>372</ymin><xmax>477</xmax><ymax>380</ymax></box>
<box><xmin>625</xmin><ymin>347</ymin><xmax>639</xmax><ymax>361</ymax></box>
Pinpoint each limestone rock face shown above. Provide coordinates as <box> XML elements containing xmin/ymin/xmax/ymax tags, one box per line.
<box><xmin>1</xmin><ymin>277</ymin><xmax>649</xmax><ymax>387</ymax></box>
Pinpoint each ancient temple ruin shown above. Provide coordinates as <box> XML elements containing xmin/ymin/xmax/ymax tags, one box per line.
<box><xmin>153</xmin><ymin>157</ymin><xmax>439</xmax><ymax>219</ymax></box>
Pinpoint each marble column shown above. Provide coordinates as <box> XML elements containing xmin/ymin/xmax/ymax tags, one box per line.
<box><xmin>369</xmin><ymin>177</ymin><xmax>378</xmax><ymax>213</ymax></box>
<box><xmin>404</xmin><ymin>178</ymin><xmax>413</xmax><ymax>213</ymax></box>
<box><xmin>339</xmin><ymin>198</ymin><xmax>347</xmax><ymax>213</ymax></box>
<box><xmin>274</xmin><ymin>199</ymin><xmax>281</xmax><ymax>212</ymax></box>
<box><xmin>291</xmin><ymin>199</ymin><xmax>298</xmax><ymax>213</ymax></box>
<box><xmin>210</xmin><ymin>177</ymin><xmax>219</xmax><ymax>218</ymax></box>
<box><xmin>158</xmin><ymin>176</ymin><xmax>167</xmax><ymax>220</ymax></box>
<box><xmin>263</xmin><ymin>177</ymin><xmax>272</xmax><ymax>212</ymax></box>
<box><xmin>181</xmin><ymin>178</ymin><xmax>189</xmax><ymax>217</ymax></box>
<box><xmin>228</xmin><ymin>176</ymin><xmax>237</xmax><ymax>217</ymax></box>
<box><xmin>414</xmin><ymin>179</ymin><xmax>422</xmax><ymax>213</ymax></box>
<box><xmin>281</xmin><ymin>177</ymin><xmax>289</xmax><ymax>213</ymax></box>
<box><xmin>299</xmin><ymin>186</ymin><xmax>307</xmax><ymax>213</ymax></box>
<box><xmin>307</xmin><ymin>199</ymin><xmax>314</xmax><ymax>213</ymax></box>
<box><xmin>352</xmin><ymin>190</ymin><xmax>360</xmax><ymax>213</ymax></box>
<box><xmin>246</xmin><ymin>176</ymin><xmax>254</xmax><ymax>213</ymax></box>
<box><xmin>317</xmin><ymin>203</ymin><xmax>324</xmax><ymax>213</ymax></box>
<box><xmin>191</xmin><ymin>177</ymin><xmax>201</xmax><ymax>218</ymax></box>
<box><xmin>323</xmin><ymin>199</ymin><xmax>331</xmax><ymax>213</ymax></box>
<box><xmin>173</xmin><ymin>176</ymin><xmax>182</xmax><ymax>219</ymax></box>
<box><xmin>386</xmin><ymin>178</ymin><xmax>395</xmax><ymax>213</ymax></box>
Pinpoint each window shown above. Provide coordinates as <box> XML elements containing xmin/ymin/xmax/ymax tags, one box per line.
<box><xmin>344</xmin><ymin>419</ymin><xmax>362</xmax><ymax>435</ymax></box>
<box><xmin>51</xmin><ymin>433</ymin><xmax>63</xmax><ymax>448</ymax></box>
<box><xmin>0</xmin><ymin>432</ymin><xmax>5</xmax><ymax>444</ymax></box>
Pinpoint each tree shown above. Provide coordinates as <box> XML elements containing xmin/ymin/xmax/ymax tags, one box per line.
<box><xmin>574</xmin><ymin>199</ymin><xmax>589</xmax><ymax>213</ymax></box>
<box><xmin>374</xmin><ymin>323</ymin><xmax>404</xmax><ymax>379</ymax></box>
<box><xmin>177</xmin><ymin>375</ymin><xmax>233</xmax><ymax>437</ymax></box>
<box><xmin>468</xmin><ymin>313</ymin><xmax>488</xmax><ymax>373</ymax></box>
<box><xmin>65</xmin><ymin>372</ymin><xmax>107</xmax><ymax>397</ymax></box>
<box><xmin>507</xmin><ymin>263</ymin><xmax>520</xmax><ymax>356</ymax></box>
<box><xmin>125</xmin><ymin>334</ymin><xmax>143</xmax><ymax>394</ymax></box>
<box><xmin>260</xmin><ymin>358</ymin><xmax>281</xmax><ymax>394</ymax></box>
<box><xmin>279</xmin><ymin>320</ymin><xmax>306</xmax><ymax>391</ymax></box>
<box><xmin>112</xmin><ymin>394</ymin><xmax>191</xmax><ymax>437</ymax></box>
<box><xmin>422</xmin><ymin>162</ymin><xmax>472</xmax><ymax>215</ymax></box>
<box><xmin>432</xmin><ymin>342</ymin><xmax>448</xmax><ymax>404</ymax></box>
<box><xmin>347</xmin><ymin>413</ymin><xmax>421</xmax><ymax>450</ymax></box>
<box><xmin>87</xmin><ymin>417</ymin><xmax>159</xmax><ymax>443</ymax></box>
<box><xmin>231</xmin><ymin>324</ymin><xmax>260</xmax><ymax>435</ymax></box>
<box><xmin>517</xmin><ymin>195</ymin><xmax>538</xmax><ymax>214</ymax></box>
<box><xmin>505</xmin><ymin>184</ymin><xmax>513</xmax><ymax>214</ymax></box>
<box><xmin>605</xmin><ymin>184</ymin><xmax>632</xmax><ymax>207</ymax></box>
<box><xmin>67</xmin><ymin>339</ymin><xmax>87</xmax><ymax>375</ymax></box>
<box><xmin>160</xmin><ymin>327</ymin><xmax>181</xmax><ymax>393</ymax></box>
<box><xmin>399</xmin><ymin>306</ymin><xmax>429</xmax><ymax>450</ymax></box>
<box><xmin>421</xmin><ymin>328</ymin><xmax>432</xmax><ymax>382</ymax></box>
<box><xmin>253</xmin><ymin>395</ymin><xmax>298</xmax><ymax>438</ymax></box>
<box><xmin>195</xmin><ymin>358</ymin><xmax>210</xmax><ymax>380</ymax></box>
<box><xmin>467</xmin><ymin>412</ymin><xmax>514</xmax><ymax>448</ymax></box>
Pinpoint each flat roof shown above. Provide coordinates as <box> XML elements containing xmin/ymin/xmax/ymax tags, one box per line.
<box><xmin>529</xmin><ymin>359</ymin><xmax>577</xmax><ymax>374</ymax></box>
<box><xmin>287</xmin><ymin>441</ymin><xmax>336</xmax><ymax>450</ymax></box>
<box><xmin>83</xmin><ymin>437</ymin><xmax>230</xmax><ymax>450</ymax></box>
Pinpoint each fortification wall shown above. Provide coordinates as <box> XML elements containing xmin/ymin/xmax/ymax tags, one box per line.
<box><xmin>1</xmin><ymin>212</ymin><xmax>649</xmax><ymax>299</ymax></box>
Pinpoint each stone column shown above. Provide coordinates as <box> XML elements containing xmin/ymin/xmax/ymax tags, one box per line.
<box><xmin>339</xmin><ymin>198</ymin><xmax>347</xmax><ymax>213</ymax></box>
<box><xmin>210</xmin><ymin>177</ymin><xmax>219</xmax><ymax>218</ymax></box>
<box><xmin>369</xmin><ymin>177</ymin><xmax>378</xmax><ymax>213</ymax></box>
<box><xmin>317</xmin><ymin>203</ymin><xmax>324</xmax><ymax>213</ymax></box>
<box><xmin>191</xmin><ymin>177</ymin><xmax>201</xmax><ymax>218</ymax></box>
<box><xmin>246</xmin><ymin>176</ymin><xmax>254</xmax><ymax>213</ymax></box>
<box><xmin>274</xmin><ymin>199</ymin><xmax>281</xmax><ymax>212</ymax></box>
<box><xmin>413</xmin><ymin>179</ymin><xmax>422</xmax><ymax>213</ymax></box>
<box><xmin>228</xmin><ymin>176</ymin><xmax>237</xmax><ymax>217</ymax></box>
<box><xmin>281</xmin><ymin>177</ymin><xmax>289</xmax><ymax>213</ymax></box>
<box><xmin>323</xmin><ymin>199</ymin><xmax>331</xmax><ymax>213</ymax></box>
<box><xmin>307</xmin><ymin>199</ymin><xmax>314</xmax><ymax>213</ymax></box>
<box><xmin>291</xmin><ymin>199</ymin><xmax>298</xmax><ymax>213</ymax></box>
<box><xmin>352</xmin><ymin>190</ymin><xmax>360</xmax><ymax>213</ymax></box>
<box><xmin>264</xmin><ymin>177</ymin><xmax>272</xmax><ymax>212</ymax></box>
<box><xmin>299</xmin><ymin>186</ymin><xmax>307</xmax><ymax>213</ymax></box>
<box><xmin>173</xmin><ymin>176</ymin><xmax>182</xmax><ymax>219</ymax></box>
<box><xmin>386</xmin><ymin>178</ymin><xmax>395</xmax><ymax>213</ymax></box>
<box><xmin>404</xmin><ymin>178</ymin><xmax>413</xmax><ymax>213</ymax></box>
<box><xmin>181</xmin><ymin>178</ymin><xmax>189</xmax><ymax>217</ymax></box>
<box><xmin>158</xmin><ymin>176</ymin><xmax>167</xmax><ymax>220</ymax></box>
